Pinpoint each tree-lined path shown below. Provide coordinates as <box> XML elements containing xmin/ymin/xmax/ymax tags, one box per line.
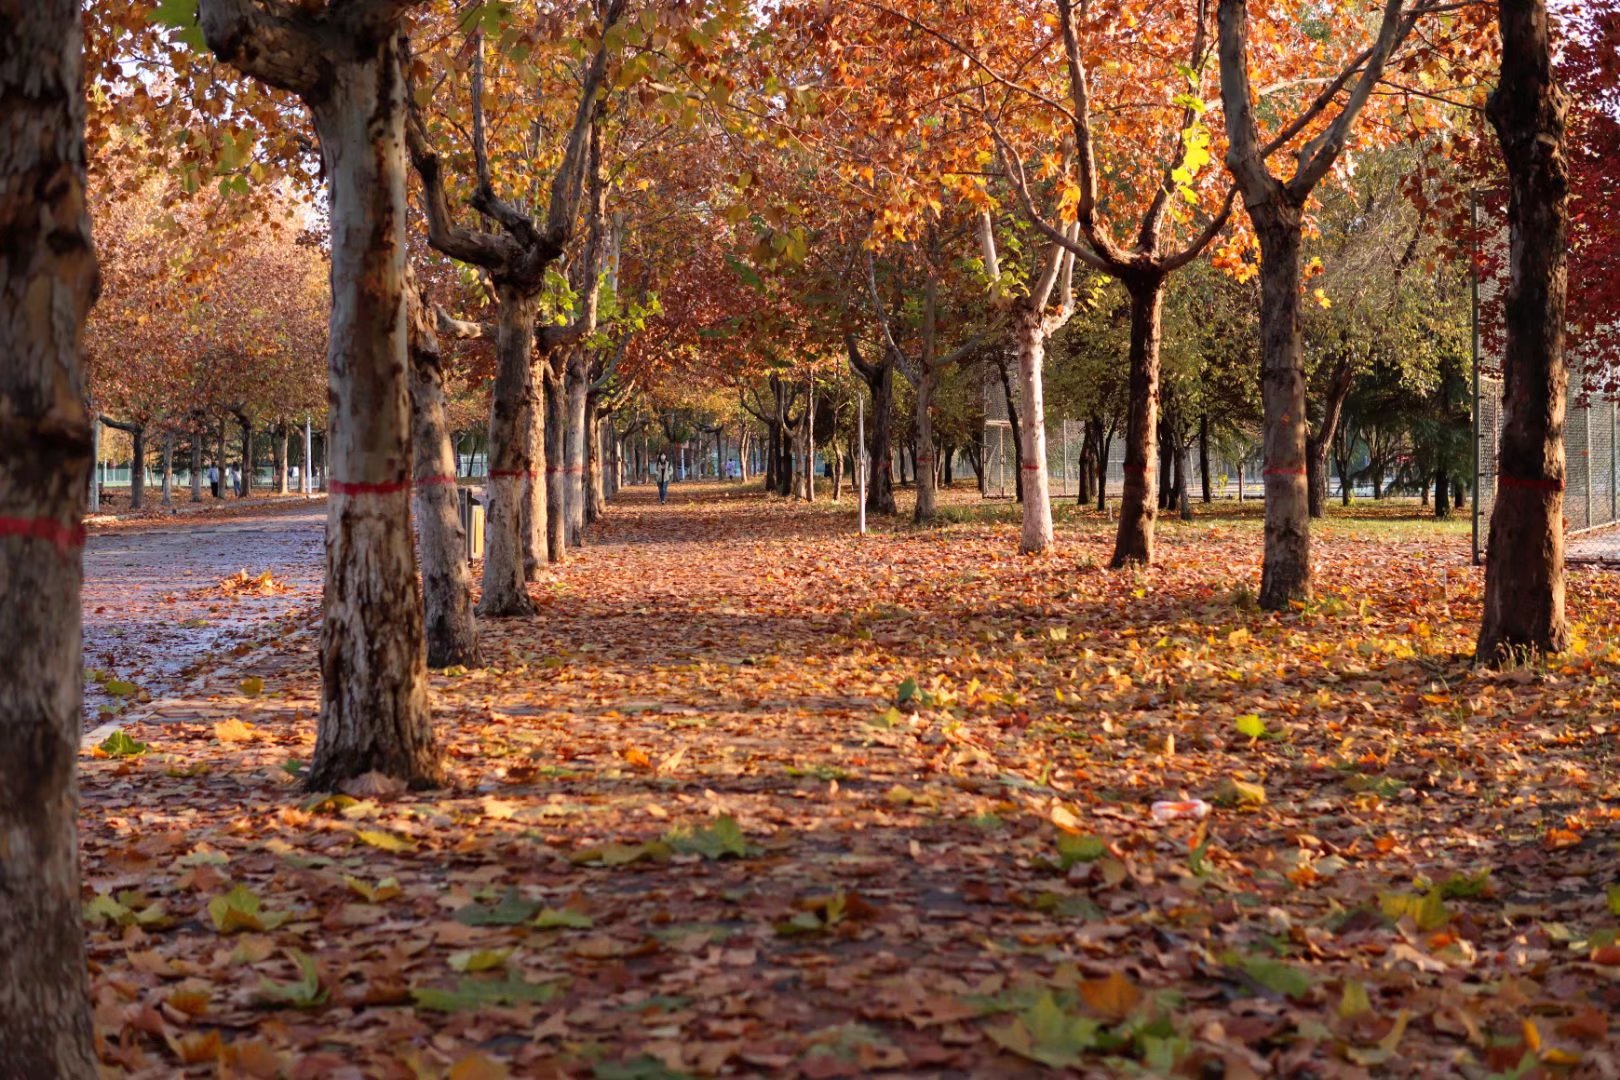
<box><xmin>75</xmin><ymin>486</ymin><xmax>1620</xmax><ymax>1075</ymax></box>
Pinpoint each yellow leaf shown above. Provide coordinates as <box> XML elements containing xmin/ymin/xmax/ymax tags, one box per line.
<box><xmin>1078</xmin><ymin>970</ymin><xmax>1141</xmax><ymax>1021</ymax></box>
<box><xmin>448</xmin><ymin>1053</ymin><xmax>510</xmax><ymax>1080</ymax></box>
<box><xmin>215</xmin><ymin>717</ymin><xmax>258</xmax><ymax>743</ymax></box>
<box><xmin>356</xmin><ymin>830</ymin><xmax>415</xmax><ymax>853</ymax></box>
<box><xmin>239</xmin><ymin>676</ymin><xmax>265</xmax><ymax>697</ymax></box>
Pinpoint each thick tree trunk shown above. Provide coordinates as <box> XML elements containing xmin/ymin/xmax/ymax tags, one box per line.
<box><xmin>1252</xmin><ymin>207</ymin><xmax>1312</xmax><ymax>610</ymax></box>
<box><xmin>1478</xmin><ymin>0</ymin><xmax>1570</xmax><ymax>661</ymax></box>
<box><xmin>1157</xmin><ymin>425</ymin><xmax>1173</xmax><ymax>511</ymax></box>
<box><xmin>236</xmin><ymin>413</ymin><xmax>254</xmax><ymax>498</ymax></box>
<box><xmin>565</xmin><ymin>363</ymin><xmax>587</xmax><ymax>545</ymax></box>
<box><xmin>544</xmin><ymin>368</ymin><xmax>568</xmax><ymax>561</ymax></box>
<box><xmin>1111</xmin><ymin>277</ymin><xmax>1164</xmax><ymax>566</ymax></box>
<box><xmin>1199</xmin><ymin>414</ymin><xmax>1212</xmax><ymax>503</ymax></box>
<box><xmin>864</xmin><ymin>364</ymin><xmax>897</xmax><ymax>514</ymax></box>
<box><xmin>1097</xmin><ymin>430</ymin><xmax>1112</xmax><ymax>511</ymax></box>
<box><xmin>1013</xmin><ymin>309</ymin><xmax>1054</xmax><ymax>554</ymax></box>
<box><xmin>190</xmin><ymin>431</ymin><xmax>203</xmax><ymax>502</ymax></box>
<box><xmin>1434</xmin><ymin>464</ymin><xmax>1452</xmax><ymax>520</ymax></box>
<box><xmin>913</xmin><ymin>362</ymin><xmax>939</xmax><ymax>523</ymax></box>
<box><xmin>161</xmin><ymin>431</ymin><xmax>174</xmax><ymax>506</ymax></box>
<box><xmin>408</xmin><ymin>283</ymin><xmax>480</xmax><ymax>669</ymax></box>
<box><xmin>1176</xmin><ymin>442</ymin><xmax>1192</xmax><ymax>521</ymax></box>
<box><xmin>0</xmin><ymin>5</ymin><xmax>99</xmax><ymax>1073</ymax></box>
<box><xmin>274</xmin><ymin>424</ymin><xmax>289</xmax><ymax>494</ymax></box>
<box><xmin>586</xmin><ymin>409</ymin><xmax>607</xmax><ymax>524</ymax></box>
<box><xmin>1076</xmin><ymin>422</ymin><xmax>1094</xmax><ymax>506</ymax></box>
<box><xmin>478</xmin><ymin>289</ymin><xmax>540</xmax><ymax>615</ymax></box>
<box><xmin>302</xmin><ymin>31</ymin><xmax>439</xmax><ymax>791</ymax></box>
<box><xmin>214</xmin><ymin>418</ymin><xmax>228</xmax><ymax>500</ymax></box>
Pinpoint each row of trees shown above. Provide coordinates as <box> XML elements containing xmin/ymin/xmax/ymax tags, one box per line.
<box><xmin>0</xmin><ymin>0</ymin><xmax>1596</xmax><ymax>1073</ymax></box>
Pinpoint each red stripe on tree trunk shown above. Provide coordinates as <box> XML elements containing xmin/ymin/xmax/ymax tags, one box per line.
<box><xmin>1499</xmin><ymin>474</ymin><xmax>1565</xmax><ymax>492</ymax></box>
<box><xmin>0</xmin><ymin>515</ymin><xmax>86</xmax><ymax>552</ymax></box>
<box><xmin>328</xmin><ymin>478</ymin><xmax>410</xmax><ymax>496</ymax></box>
<box><xmin>489</xmin><ymin>469</ymin><xmax>538</xmax><ymax>479</ymax></box>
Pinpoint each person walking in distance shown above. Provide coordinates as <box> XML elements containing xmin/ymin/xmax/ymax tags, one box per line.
<box><xmin>655</xmin><ymin>452</ymin><xmax>674</xmax><ymax>505</ymax></box>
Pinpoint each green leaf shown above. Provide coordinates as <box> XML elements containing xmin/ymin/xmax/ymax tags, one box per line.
<box><xmin>593</xmin><ymin>1056</ymin><xmax>694</xmax><ymax>1080</ymax></box>
<box><xmin>410</xmin><ymin>975</ymin><xmax>565</xmax><ymax>1012</ymax></box>
<box><xmin>1226</xmin><ymin>954</ymin><xmax>1314</xmax><ymax>1000</ymax></box>
<box><xmin>664</xmin><ymin>816</ymin><xmax>752</xmax><ymax>860</ymax></box>
<box><xmin>1056</xmin><ymin>834</ymin><xmax>1107</xmax><ymax>870</ymax></box>
<box><xmin>257</xmin><ymin>950</ymin><xmax>327</xmax><ymax>1008</ymax></box>
<box><xmin>447</xmin><ymin>948</ymin><xmax>512</xmax><ymax>973</ymax></box>
<box><xmin>1379</xmin><ymin>889</ymin><xmax>1450</xmax><ymax>931</ymax></box>
<box><xmin>207</xmin><ymin>884</ymin><xmax>290</xmax><ymax>934</ymax></box>
<box><xmin>985</xmin><ymin>991</ymin><xmax>1100</xmax><ymax>1068</ymax></box>
<box><xmin>452</xmin><ymin>888</ymin><xmax>540</xmax><ymax>927</ymax></box>
<box><xmin>1607</xmin><ymin>883</ymin><xmax>1620</xmax><ymax>917</ymax></box>
<box><xmin>104</xmin><ymin>679</ymin><xmax>139</xmax><ymax>698</ymax></box>
<box><xmin>98</xmin><ymin>731</ymin><xmax>150</xmax><ymax>757</ymax></box>
<box><xmin>533</xmin><ymin>907</ymin><xmax>595</xmax><ymax>930</ymax></box>
<box><xmin>895</xmin><ymin>676</ymin><xmax>919</xmax><ymax>705</ymax></box>
<box><xmin>569</xmin><ymin>841</ymin><xmax>673</xmax><ymax>867</ymax></box>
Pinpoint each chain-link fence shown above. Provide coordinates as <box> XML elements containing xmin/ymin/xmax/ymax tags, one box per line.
<box><xmin>1474</xmin><ymin>375</ymin><xmax>1620</xmax><ymax>562</ymax></box>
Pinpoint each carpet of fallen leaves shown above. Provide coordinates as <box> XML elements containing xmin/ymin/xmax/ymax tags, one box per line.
<box><xmin>81</xmin><ymin>483</ymin><xmax>1620</xmax><ymax>1079</ymax></box>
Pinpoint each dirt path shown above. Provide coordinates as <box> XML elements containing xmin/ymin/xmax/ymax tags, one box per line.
<box><xmin>77</xmin><ymin>485</ymin><xmax>1620</xmax><ymax>1077</ymax></box>
<box><xmin>82</xmin><ymin>504</ymin><xmax>324</xmax><ymax>729</ymax></box>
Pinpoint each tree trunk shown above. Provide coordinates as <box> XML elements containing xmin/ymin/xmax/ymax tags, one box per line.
<box><xmin>408</xmin><ymin>281</ymin><xmax>481</xmax><ymax>670</ymax></box>
<box><xmin>1176</xmin><ymin>441</ymin><xmax>1192</xmax><ymax>521</ymax></box>
<box><xmin>1199</xmin><ymin>413</ymin><xmax>1212</xmax><ymax>503</ymax></box>
<box><xmin>190</xmin><ymin>430</ymin><xmax>203</xmax><ymax>502</ymax></box>
<box><xmin>237</xmin><ymin>413</ymin><xmax>254</xmax><ymax>498</ymax></box>
<box><xmin>1013</xmin><ymin>309</ymin><xmax>1054</xmax><ymax>554</ymax></box>
<box><xmin>1111</xmin><ymin>277</ymin><xmax>1164</xmax><ymax>566</ymax></box>
<box><xmin>479</xmin><ymin>288</ymin><xmax>541</xmax><ymax>615</ymax></box>
<box><xmin>864</xmin><ymin>363</ymin><xmax>897</xmax><ymax>514</ymax></box>
<box><xmin>1076</xmin><ymin>422</ymin><xmax>1094</xmax><ymax>506</ymax></box>
<box><xmin>1434</xmin><ymin>463</ymin><xmax>1452</xmax><ymax>520</ymax></box>
<box><xmin>270</xmin><ymin>424</ymin><xmax>286</xmax><ymax>495</ymax></box>
<box><xmin>544</xmin><ymin>368</ymin><xmax>568</xmax><ymax>562</ymax></box>
<box><xmin>913</xmin><ymin>362</ymin><xmax>939</xmax><ymax>523</ymax></box>
<box><xmin>1157</xmin><ymin>425</ymin><xmax>1173</xmax><ymax>511</ymax></box>
<box><xmin>1478</xmin><ymin>0</ymin><xmax>1570</xmax><ymax>661</ymax></box>
<box><xmin>1252</xmin><ymin>206</ymin><xmax>1312</xmax><ymax>610</ymax></box>
<box><xmin>0</xmin><ymin>5</ymin><xmax>99</xmax><ymax>1072</ymax></box>
<box><xmin>302</xmin><ymin>30</ymin><xmax>439</xmax><ymax>791</ymax></box>
<box><xmin>586</xmin><ymin>408</ymin><xmax>607</xmax><ymax>524</ymax></box>
<box><xmin>564</xmin><ymin>361</ymin><xmax>587</xmax><ymax>546</ymax></box>
<box><xmin>161</xmin><ymin>431</ymin><xmax>174</xmax><ymax>506</ymax></box>
<box><xmin>215</xmin><ymin>417</ymin><xmax>228</xmax><ymax>500</ymax></box>
<box><xmin>1308</xmin><ymin>357</ymin><xmax>1354</xmax><ymax>519</ymax></box>
<box><xmin>1097</xmin><ymin>429</ymin><xmax>1112</xmax><ymax>511</ymax></box>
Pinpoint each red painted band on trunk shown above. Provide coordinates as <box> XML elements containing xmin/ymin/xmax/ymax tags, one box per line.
<box><xmin>414</xmin><ymin>475</ymin><xmax>458</xmax><ymax>487</ymax></box>
<box><xmin>329</xmin><ymin>478</ymin><xmax>410</xmax><ymax>496</ymax></box>
<box><xmin>1499</xmin><ymin>474</ymin><xmax>1565</xmax><ymax>492</ymax></box>
<box><xmin>1020</xmin><ymin>464</ymin><xmax>1041</xmax><ymax>471</ymax></box>
<box><xmin>1263</xmin><ymin>467</ymin><xmax>1308</xmax><ymax>477</ymax></box>
<box><xmin>489</xmin><ymin>469</ymin><xmax>538</xmax><ymax>479</ymax></box>
<box><xmin>0</xmin><ymin>514</ymin><xmax>86</xmax><ymax>552</ymax></box>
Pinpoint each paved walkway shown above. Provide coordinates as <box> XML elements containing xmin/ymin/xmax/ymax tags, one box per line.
<box><xmin>82</xmin><ymin>504</ymin><xmax>324</xmax><ymax>729</ymax></box>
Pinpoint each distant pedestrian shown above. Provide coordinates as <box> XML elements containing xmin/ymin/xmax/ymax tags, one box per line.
<box><xmin>654</xmin><ymin>452</ymin><xmax>674</xmax><ymax>505</ymax></box>
<box><xmin>208</xmin><ymin>465</ymin><xmax>219</xmax><ymax>498</ymax></box>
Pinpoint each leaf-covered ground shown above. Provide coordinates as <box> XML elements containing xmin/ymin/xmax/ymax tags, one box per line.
<box><xmin>82</xmin><ymin>483</ymin><xmax>1620</xmax><ymax>1078</ymax></box>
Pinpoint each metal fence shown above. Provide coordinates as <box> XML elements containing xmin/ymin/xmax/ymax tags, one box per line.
<box><xmin>1474</xmin><ymin>374</ymin><xmax>1620</xmax><ymax>562</ymax></box>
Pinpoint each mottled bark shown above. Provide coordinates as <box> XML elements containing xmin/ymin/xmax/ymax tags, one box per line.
<box><xmin>474</xmin><ymin>289</ymin><xmax>540</xmax><ymax>614</ymax></box>
<box><xmin>565</xmin><ymin>360</ymin><xmax>587</xmax><ymax>545</ymax></box>
<box><xmin>274</xmin><ymin>423</ymin><xmax>289</xmax><ymax>494</ymax></box>
<box><xmin>408</xmin><ymin>279</ymin><xmax>480</xmax><ymax>668</ymax></box>
<box><xmin>1013</xmin><ymin>310</ymin><xmax>1054</xmax><ymax>554</ymax></box>
<box><xmin>1111</xmin><ymin>276</ymin><xmax>1164</xmax><ymax>565</ymax></box>
<box><xmin>544</xmin><ymin>367</ymin><xmax>568</xmax><ymax>562</ymax></box>
<box><xmin>847</xmin><ymin>341</ymin><xmax>897</xmax><ymax>515</ymax></box>
<box><xmin>0</xmin><ymin>2</ymin><xmax>99</xmax><ymax>1074</ymax></box>
<box><xmin>162</xmin><ymin>431</ymin><xmax>175</xmax><ymax>505</ymax></box>
<box><xmin>299</xmin><ymin>29</ymin><xmax>439</xmax><ymax>791</ymax></box>
<box><xmin>1477</xmin><ymin>0</ymin><xmax>1570</xmax><ymax>662</ymax></box>
<box><xmin>189</xmin><ymin>430</ymin><xmax>203</xmax><ymax>502</ymax></box>
<box><xmin>1252</xmin><ymin>210</ymin><xmax>1312</xmax><ymax>608</ymax></box>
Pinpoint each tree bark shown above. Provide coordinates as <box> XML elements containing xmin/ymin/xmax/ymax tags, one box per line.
<box><xmin>1199</xmin><ymin>413</ymin><xmax>1212</xmax><ymax>503</ymax></box>
<box><xmin>190</xmin><ymin>429</ymin><xmax>203</xmax><ymax>502</ymax></box>
<box><xmin>1307</xmin><ymin>356</ymin><xmax>1354</xmax><ymax>519</ymax></box>
<box><xmin>1096</xmin><ymin>427</ymin><xmax>1112</xmax><ymax>511</ymax></box>
<box><xmin>1477</xmin><ymin>0</ymin><xmax>1570</xmax><ymax>662</ymax></box>
<box><xmin>408</xmin><ymin>278</ymin><xmax>480</xmax><ymax>669</ymax></box>
<box><xmin>1253</xmin><ymin>207</ymin><xmax>1312</xmax><ymax>609</ymax></box>
<box><xmin>299</xmin><ymin>28</ymin><xmax>439</xmax><ymax>791</ymax></box>
<box><xmin>161</xmin><ymin>430</ymin><xmax>174</xmax><ymax>506</ymax></box>
<box><xmin>565</xmin><ymin>359</ymin><xmax>587</xmax><ymax>545</ymax></box>
<box><xmin>0</xmin><ymin>4</ymin><xmax>99</xmax><ymax>1073</ymax></box>
<box><xmin>1111</xmin><ymin>277</ymin><xmax>1164</xmax><ymax>565</ymax></box>
<box><xmin>235</xmin><ymin>411</ymin><xmax>254</xmax><ymax>498</ymax></box>
<box><xmin>913</xmin><ymin>362</ymin><xmax>939</xmax><ymax>523</ymax></box>
<box><xmin>863</xmin><ymin>362</ymin><xmax>897</xmax><ymax>514</ymax></box>
<box><xmin>1013</xmin><ymin>309</ymin><xmax>1054</xmax><ymax>553</ymax></box>
<box><xmin>478</xmin><ymin>288</ymin><xmax>541</xmax><ymax>614</ymax></box>
<box><xmin>544</xmin><ymin>366</ymin><xmax>568</xmax><ymax>561</ymax></box>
